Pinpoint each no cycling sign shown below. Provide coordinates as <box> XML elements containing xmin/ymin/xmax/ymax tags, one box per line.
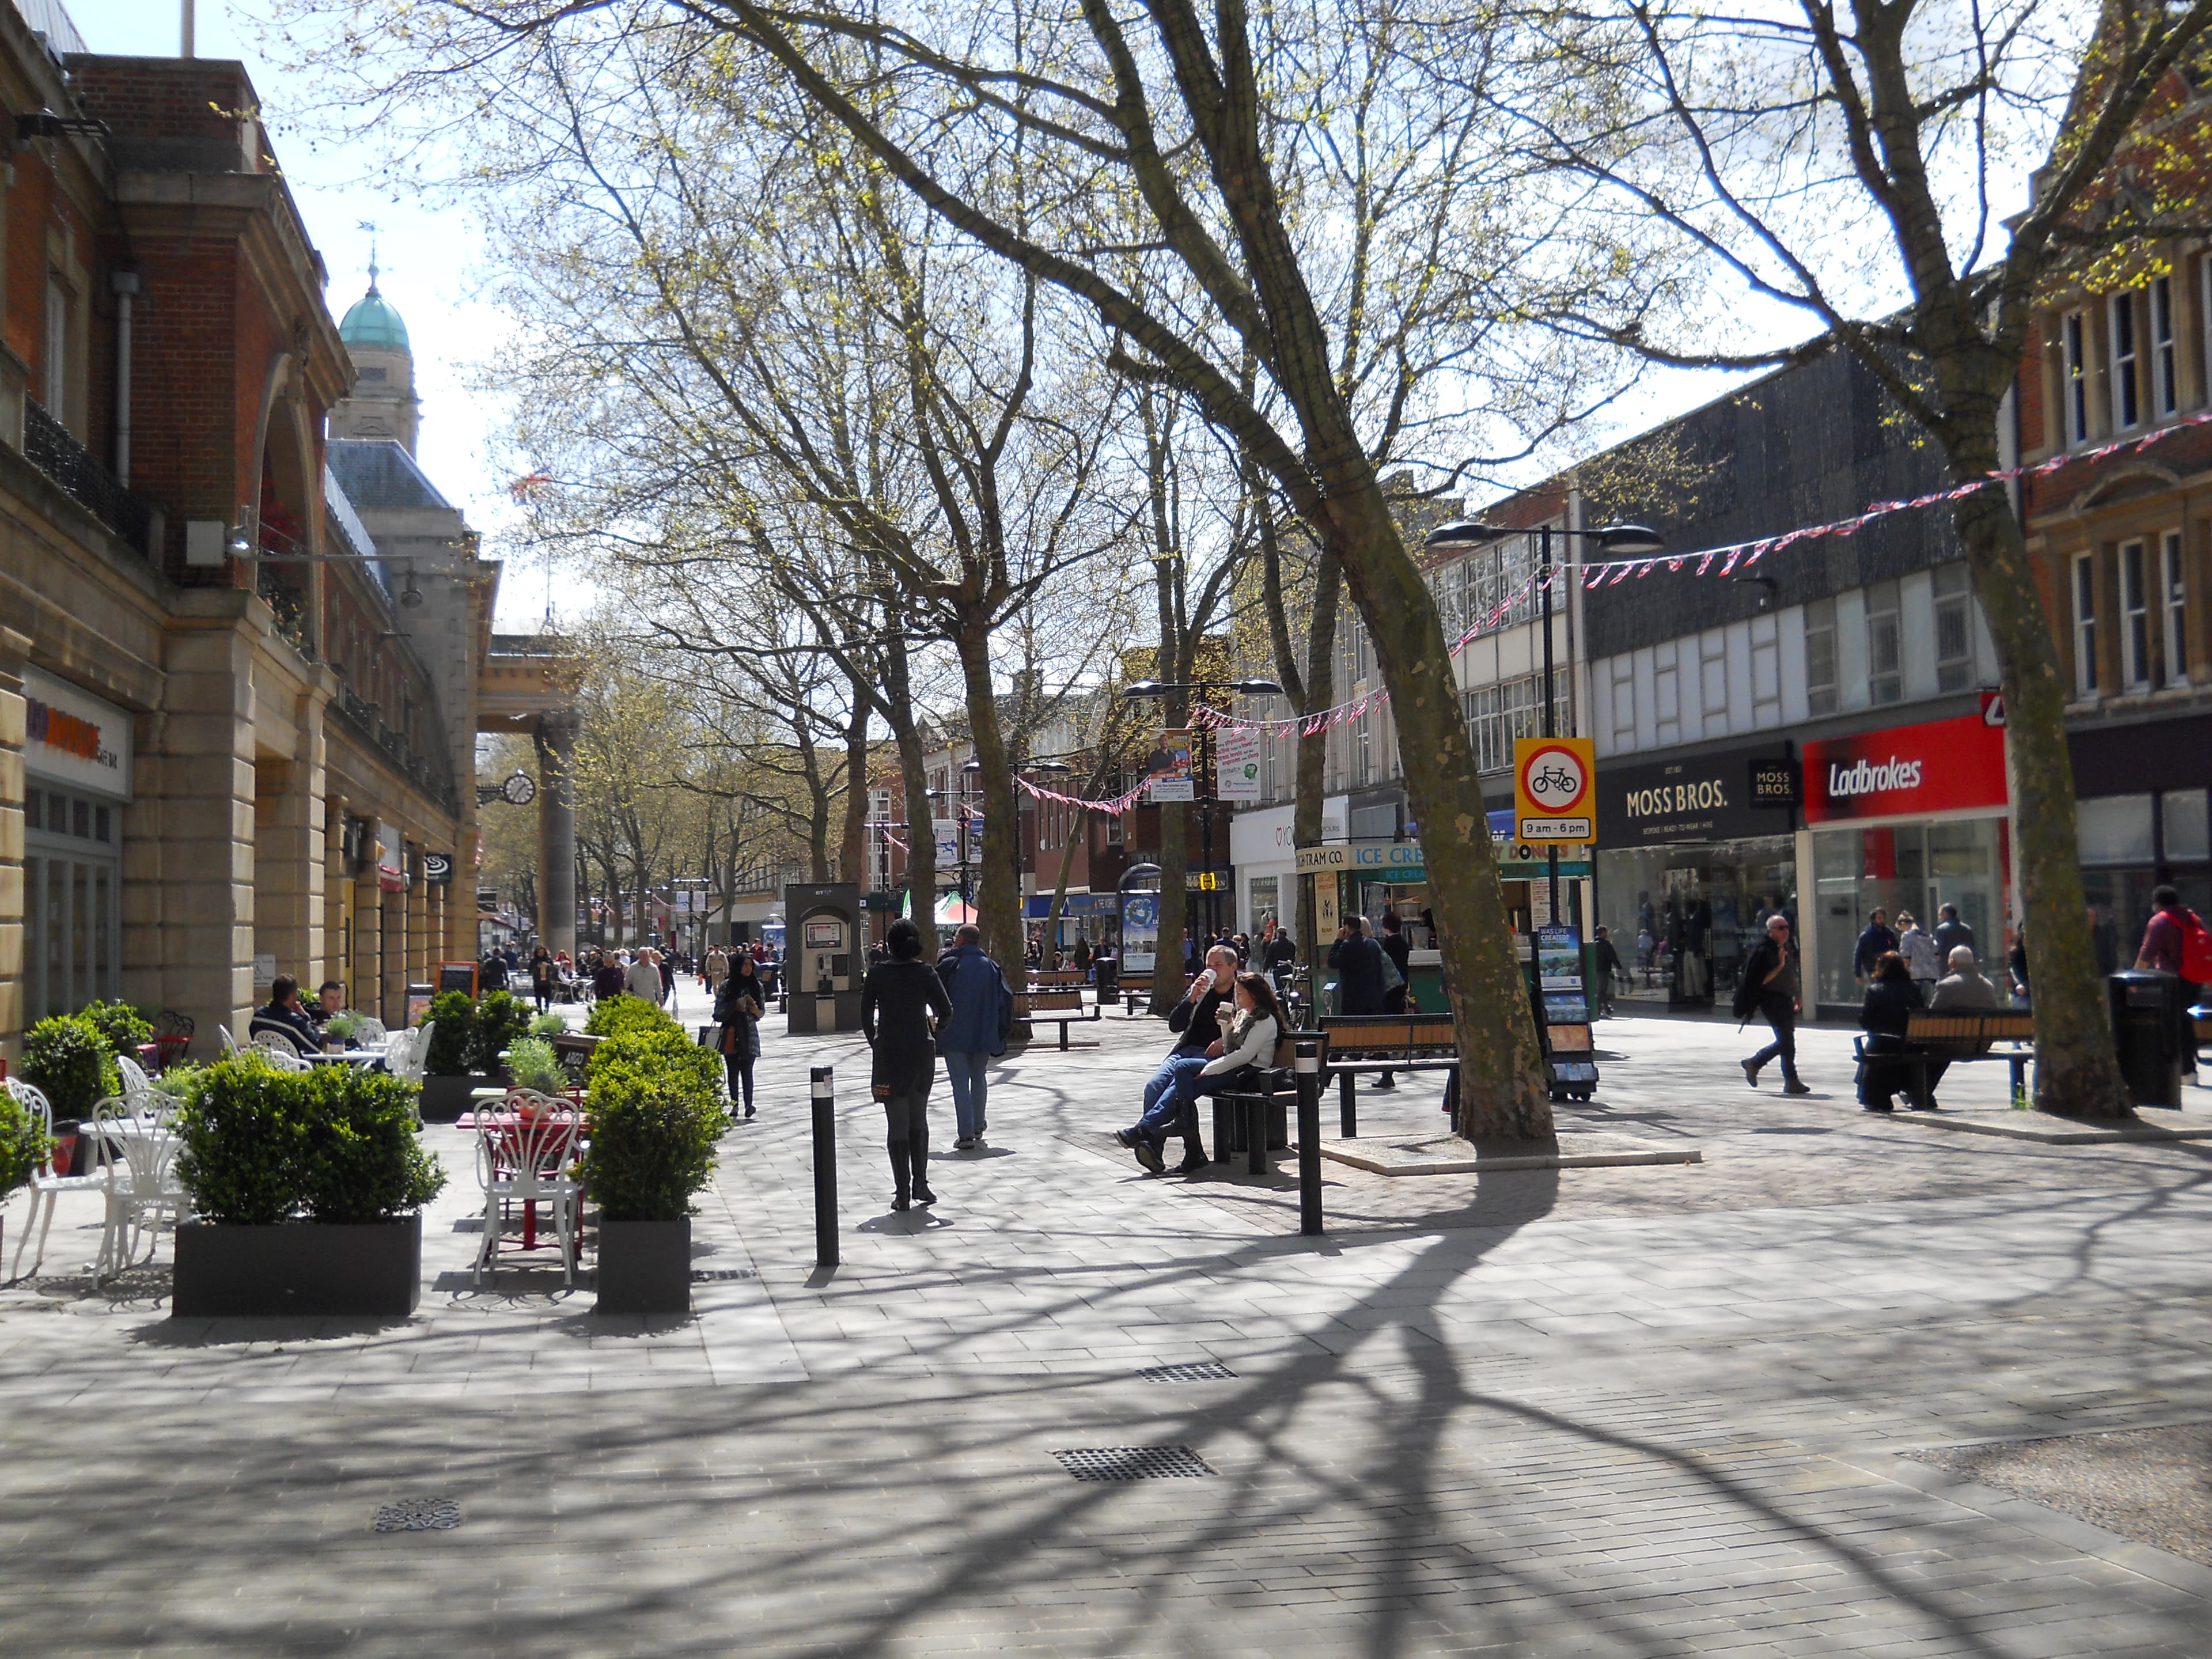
<box><xmin>1513</xmin><ymin>736</ymin><xmax>1596</xmax><ymax>844</ymax></box>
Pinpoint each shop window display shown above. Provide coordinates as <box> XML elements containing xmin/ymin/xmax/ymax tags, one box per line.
<box><xmin>1596</xmin><ymin>837</ymin><xmax>1793</xmax><ymax>1007</ymax></box>
<box><xmin>1812</xmin><ymin>819</ymin><xmax>2005</xmax><ymax>1009</ymax></box>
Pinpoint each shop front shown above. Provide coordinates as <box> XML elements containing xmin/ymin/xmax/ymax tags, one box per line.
<box><xmin>20</xmin><ymin>668</ymin><xmax>133</xmax><ymax>1027</ymax></box>
<box><xmin>1594</xmin><ymin>743</ymin><xmax>1799</xmax><ymax>1009</ymax></box>
<box><xmin>1229</xmin><ymin>796</ymin><xmax>1347</xmax><ymax>941</ymax></box>
<box><xmin>1802</xmin><ymin>706</ymin><xmax>2010</xmax><ymax>1015</ymax></box>
<box><xmin>2068</xmin><ymin>711</ymin><xmax>2212</xmax><ymax>973</ymax></box>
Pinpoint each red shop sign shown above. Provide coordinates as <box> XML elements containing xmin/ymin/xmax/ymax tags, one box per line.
<box><xmin>1802</xmin><ymin>712</ymin><xmax>2007</xmax><ymax>824</ymax></box>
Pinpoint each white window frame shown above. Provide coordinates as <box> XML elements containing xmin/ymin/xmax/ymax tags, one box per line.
<box><xmin>2111</xmin><ymin>290</ymin><xmax>2141</xmax><ymax>431</ymax></box>
<box><xmin>2153</xmin><ymin>275</ymin><xmax>2180</xmax><ymax>418</ymax></box>
<box><xmin>1933</xmin><ymin>562</ymin><xmax>1974</xmax><ymax>693</ymax></box>
<box><xmin>2063</xmin><ymin>309</ymin><xmax>2091</xmax><ymax>445</ymax></box>
<box><xmin>2073</xmin><ymin>551</ymin><xmax>2100</xmax><ymax>697</ymax></box>
<box><xmin>2120</xmin><ymin>537</ymin><xmax>2152</xmax><ymax>691</ymax></box>
<box><xmin>42</xmin><ymin>274</ymin><xmax>67</xmax><ymax>414</ymax></box>
<box><xmin>1804</xmin><ymin>597</ymin><xmax>1838</xmax><ymax>716</ymax></box>
<box><xmin>2163</xmin><ymin>528</ymin><xmax>2188</xmax><ymax>688</ymax></box>
<box><xmin>1866</xmin><ymin>580</ymin><xmax>1903</xmax><ymax>705</ymax></box>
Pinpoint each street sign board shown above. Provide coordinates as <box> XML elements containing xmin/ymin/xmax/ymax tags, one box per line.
<box><xmin>1513</xmin><ymin>736</ymin><xmax>1594</xmax><ymax>843</ymax></box>
<box><xmin>1146</xmin><ymin>729</ymin><xmax>1195</xmax><ymax>802</ymax></box>
<box><xmin>1215</xmin><ymin>725</ymin><xmax>1263</xmax><ymax>803</ymax></box>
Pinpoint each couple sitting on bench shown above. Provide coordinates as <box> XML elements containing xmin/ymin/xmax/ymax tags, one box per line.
<box><xmin>1116</xmin><ymin>945</ymin><xmax>1283</xmax><ymax>1175</ymax></box>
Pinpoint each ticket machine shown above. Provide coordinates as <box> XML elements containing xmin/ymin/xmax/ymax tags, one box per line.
<box><xmin>783</xmin><ymin>882</ymin><xmax>862</xmax><ymax>1033</ymax></box>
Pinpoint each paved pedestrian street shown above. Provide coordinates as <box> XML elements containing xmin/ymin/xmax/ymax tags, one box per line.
<box><xmin>6</xmin><ymin>1000</ymin><xmax>2212</xmax><ymax>1657</ymax></box>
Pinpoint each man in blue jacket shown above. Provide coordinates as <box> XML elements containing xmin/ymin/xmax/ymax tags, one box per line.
<box><xmin>937</xmin><ymin>925</ymin><xmax>1012</xmax><ymax>1149</ymax></box>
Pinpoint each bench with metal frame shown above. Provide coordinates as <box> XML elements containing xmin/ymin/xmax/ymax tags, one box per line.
<box><xmin>1117</xmin><ymin>972</ymin><xmax>1157</xmax><ymax>1014</ymax></box>
<box><xmin>1316</xmin><ymin>1012</ymin><xmax>1460</xmax><ymax>1136</ymax></box>
<box><xmin>1207</xmin><ymin>1031</ymin><xmax>1324</xmax><ymax>1173</ymax></box>
<box><xmin>1860</xmin><ymin>1009</ymin><xmax>2037</xmax><ymax>1108</ymax></box>
<box><xmin>1028</xmin><ymin>968</ymin><xmax>1087</xmax><ymax>991</ymax></box>
<box><xmin>1025</xmin><ymin>986</ymin><xmax>1101</xmax><ymax>1050</ymax></box>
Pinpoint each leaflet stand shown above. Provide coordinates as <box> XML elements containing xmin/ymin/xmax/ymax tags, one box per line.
<box><xmin>1531</xmin><ymin>923</ymin><xmax>1600</xmax><ymax>1102</ymax></box>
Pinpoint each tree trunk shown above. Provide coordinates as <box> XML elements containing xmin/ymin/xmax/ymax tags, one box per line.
<box><xmin>839</xmin><ymin>677</ymin><xmax>870</xmax><ymax>887</ymax></box>
<box><xmin>882</xmin><ymin>627</ymin><xmax>940</xmax><ymax>956</ymax></box>
<box><xmin>953</xmin><ymin>615</ymin><xmax>1027</xmax><ymax>996</ymax></box>
<box><xmin>1946</xmin><ymin>453</ymin><xmax>2133</xmax><ymax>1117</ymax></box>
<box><xmin>1151</xmin><ymin>800</ymin><xmax>1191</xmax><ymax>1012</ymax></box>
<box><xmin>1295</xmin><ymin>551</ymin><xmax>1342</xmax><ymax>986</ymax></box>
<box><xmin>1319</xmin><ymin>480</ymin><xmax>1552</xmax><ymax>1144</ymax></box>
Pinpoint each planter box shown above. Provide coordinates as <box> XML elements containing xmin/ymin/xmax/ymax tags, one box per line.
<box><xmin>172</xmin><ymin>1216</ymin><xmax>422</xmax><ymax>1317</ymax></box>
<box><xmin>419</xmin><ymin>1073</ymin><xmax>492</xmax><ymax>1121</ymax></box>
<box><xmin>596</xmin><ymin>1218</ymin><xmax>691</xmax><ymax>1314</ymax></box>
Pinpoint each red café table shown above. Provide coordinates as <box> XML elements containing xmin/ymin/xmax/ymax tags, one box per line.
<box><xmin>458</xmin><ymin>1098</ymin><xmax>586</xmax><ymax>1256</ymax></box>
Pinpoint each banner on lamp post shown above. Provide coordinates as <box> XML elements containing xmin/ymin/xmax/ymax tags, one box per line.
<box><xmin>1215</xmin><ymin>726</ymin><xmax>1262</xmax><ymax>804</ymax></box>
<box><xmin>1146</xmin><ymin>729</ymin><xmax>1195</xmax><ymax>802</ymax></box>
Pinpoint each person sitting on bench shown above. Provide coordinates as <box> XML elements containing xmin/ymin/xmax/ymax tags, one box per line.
<box><xmin>1116</xmin><ymin>945</ymin><xmax>1239</xmax><ymax>1175</ymax></box>
<box><xmin>1119</xmin><ymin>971</ymin><xmax>1283</xmax><ymax>1175</ymax></box>
<box><xmin>1922</xmin><ymin>944</ymin><xmax>2001</xmax><ymax>1101</ymax></box>
<box><xmin>1857</xmin><ymin>950</ymin><xmax>1926</xmax><ymax>1112</ymax></box>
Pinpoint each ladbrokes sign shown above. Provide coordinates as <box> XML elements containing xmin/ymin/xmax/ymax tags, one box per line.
<box><xmin>1802</xmin><ymin>713</ymin><xmax>2005</xmax><ymax>824</ymax></box>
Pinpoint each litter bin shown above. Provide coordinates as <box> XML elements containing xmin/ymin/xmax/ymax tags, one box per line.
<box><xmin>2109</xmin><ymin>969</ymin><xmax>2186</xmax><ymax>1109</ymax></box>
<box><xmin>1093</xmin><ymin>957</ymin><xmax>1118</xmax><ymax>1004</ymax></box>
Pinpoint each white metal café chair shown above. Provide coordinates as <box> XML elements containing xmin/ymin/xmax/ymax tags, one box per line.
<box><xmin>7</xmin><ymin>1079</ymin><xmax>111</xmax><ymax>1281</ymax></box>
<box><xmin>218</xmin><ymin>1024</ymin><xmax>240</xmax><ymax>1057</ymax></box>
<box><xmin>352</xmin><ymin>1015</ymin><xmax>389</xmax><ymax>1043</ymax></box>
<box><xmin>88</xmin><ymin>1100</ymin><xmax>186</xmax><ymax>1281</ymax></box>
<box><xmin>114</xmin><ymin>1054</ymin><xmax>157</xmax><ymax>1117</ymax></box>
<box><xmin>387</xmin><ymin>1023</ymin><xmax>431</xmax><ymax>1086</ymax></box>
<box><xmin>249</xmin><ymin>1032</ymin><xmax>313</xmax><ymax>1072</ymax></box>
<box><xmin>474</xmin><ymin>1093</ymin><xmax>582</xmax><ymax>1286</ymax></box>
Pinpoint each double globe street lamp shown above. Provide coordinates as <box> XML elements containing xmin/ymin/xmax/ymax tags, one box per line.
<box><xmin>1122</xmin><ymin>677</ymin><xmax>1284</xmax><ymax>938</ymax></box>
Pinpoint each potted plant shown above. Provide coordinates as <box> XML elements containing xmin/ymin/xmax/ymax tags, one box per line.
<box><xmin>471</xmin><ymin>990</ymin><xmax>533</xmax><ymax>1077</ymax></box>
<box><xmin>584</xmin><ymin>1005</ymin><xmax>729</xmax><ymax>1313</ymax></box>
<box><xmin>171</xmin><ymin>1057</ymin><xmax>446</xmax><ymax>1316</ymax></box>
<box><xmin>321</xmin><ymin>1010</ymin><xmax>370</xmax><ymax>1050</ymax></box>
<box><xmin>79</xmin><ymin>1000</ymin><xmax>155</xmax><ymax>1070</ymax></box>
<box><xmin>21</xmin><ymin>1013</ymin><xmax>122</xmax><ymax>1172</ymax></box>
<box><xmin>416</xmin><ymin>991</ymin><xmax>480</xmax><ymax>1120</ymax></box>
<box><xmin>0</xmin><ymin>1083</ymin><xmax>48</xmax><ymax>1268</ymax></box>
<box><xmin>505</xmin><ymin>1036</ymin><xmax>567</xmax><ymax>1099</ymax></box>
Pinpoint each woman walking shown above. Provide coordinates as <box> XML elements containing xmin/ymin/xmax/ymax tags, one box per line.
<box><xmin>529</xmin><ymin>946</ymin><xmax>556</xmax><ymax>1013</ymax></box>
<box><xmin>715</xmin><ymin>951</ymin><xmax>767</xmax><ymax>1119</ymax></box>
<box><xmin>860</xmin><ymin>918</ymin><xmax>953</xmax><ymax>1211</ymax></box>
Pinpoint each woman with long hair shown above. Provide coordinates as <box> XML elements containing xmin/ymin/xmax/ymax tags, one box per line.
<box><xmin>860</xmin><ymin>918</ymin><xmax>953</xmax><ymax>1210</ymax></box>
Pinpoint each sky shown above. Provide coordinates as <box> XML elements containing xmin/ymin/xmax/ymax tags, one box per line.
<box><xmin>67</xmin><ymin>0</ymin><xmax>558</xmax><ymax>629</ymax></box>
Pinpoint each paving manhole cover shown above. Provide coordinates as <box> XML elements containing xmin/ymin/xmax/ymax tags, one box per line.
<box><xmin>373</xmin><ymin>1497</ymin><xmax>461</xmax><ymax>1533</ymax></box>
<box><xmin>691</xmin><ymin>1268</ymin><xmax>755</xmax><ymax>1282</ymax></box>
<box><xmin>1137</xmin><ymin>1361</ymin><xmax>1238</xmax><ymax>1382</ymax></box>
<box><xmin>1052</xmin><ymin>1446</ymin><xmax>1214</xmax><ymax>1481</ymax></box>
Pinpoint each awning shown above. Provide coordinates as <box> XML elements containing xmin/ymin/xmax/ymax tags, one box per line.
<box><xmin>935</xmin><ymin>896</ymin><xmax>980</xmax><ymax>927</ymax></box>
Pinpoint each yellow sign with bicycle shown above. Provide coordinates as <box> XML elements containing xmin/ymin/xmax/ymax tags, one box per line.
<box><xmin>1513</xmin><ymin>736</ymin><xmax>1596</xmax><ymax>843</ymax></box>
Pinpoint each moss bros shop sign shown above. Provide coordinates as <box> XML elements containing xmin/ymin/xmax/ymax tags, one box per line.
<box><xmin>1597</xmin><ymin>743</ymin><xmax>1794</xmax><ymax>846</ymax></box>
<box><xmin>1801</xmin><ymin>708</ymin><xmax>2007</xmax><ymax>823</ymax></box>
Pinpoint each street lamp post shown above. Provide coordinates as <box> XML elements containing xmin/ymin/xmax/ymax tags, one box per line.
<box><xmin>1423</xmin><ymin>518</ymin><xmax>1663</xmax><ymax>926</ymax></box>
<box><xmin>1123</xmin><ymin>679</ymin><xmax>1283</xmax><ymax>938</ymax></box>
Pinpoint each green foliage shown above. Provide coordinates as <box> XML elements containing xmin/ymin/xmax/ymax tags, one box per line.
<box><xmin>422</xmin><ymin>992</ymin><xmax>476</xmax><ymax>1075</ymax></box>
<box><xmin>151</xmin><ymin>1062</ymin><xmax>210</xmax><ymax>1107</ymax></box>
<box><xmin>172</xmin><ymin>1059</ymin><xmax>309</xmax><ymax>1226</ymax></box>
<box><xmin>173</xmin><ymin>1056</ymin><xmax>445</xmax><ymax>1227</ymax></box>
<box><xmin>295</xmin><ymin>1066</ymin><xmax>446</xmax><ymax>1225</ymax></box>
<box><xmin>582</xmin><ymin>1020</ymin><xmax>728</xmax><ymax>1221</ymax></box>
<box><xmin>471</xmin><ymin>990</ymin><xmax>533</xmax><ymax>1073</ymax></box>
<box><xmin>528</xmin><ymin>1012</ymin><xmax>568</xmax><ymax>1038</ymax></box>
<box><xmin>506</xmin><ymin>1036</ymin><xmax>567</xmax><ymax>1095</ymax></box>
<box><xmin>21</xmin><ymin>1015</ymin><xmax>122</xmax><ymax>1121</ymax></box>
<box><xmin>584</xmin><ymin>993</ymin><xmax>671</xmax><ymax>1039</ymax></box>
<box><xmin>323</xmin><ymin>1010</ymin><xmax>369</xmax><ymax>1044</ymax></box>
<box><xmin>0</xmin><ymin>1085</ymin><xmax>47</xmax><ymax>1198</ymax></box>
<box><xmin>78</xmin><ymin>999</ymin><xmax>154</xmax><ymax>1058</ymax></box>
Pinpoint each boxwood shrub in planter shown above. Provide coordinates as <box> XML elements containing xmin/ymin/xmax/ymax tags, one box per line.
<box><xmin>584</xmin><ymin>1005</ymin><xmax>729</xmax><ymax>1314</ymax></box>
<box><xmin>0</xmin><ymin>1085</ymin><xmax>47</xmax><ymax>1268</ymax></box>
<box><xmin>416</xmin><ymin>990</ymin><xmax>535</xmax><ymax>1120</ymax></box>
<box><xmin>171</xmin><ymin>1058</ymin><xmax>446</xmax><ymax>1317</ymax></box>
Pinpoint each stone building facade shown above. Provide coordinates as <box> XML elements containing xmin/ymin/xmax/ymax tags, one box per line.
<box><xmin>0</xmin><ymin>18</ymin><xmax>573</xmax><ymax>1061</ymax></box>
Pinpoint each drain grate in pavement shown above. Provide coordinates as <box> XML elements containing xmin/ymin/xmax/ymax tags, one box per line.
<box><xmin>1052</xmin><ymin>1446</ymin><xmax>1214</xmax><ymax>1481</ymax></box>
<box><xmin>691</xmin><ymin>1268</ymin><xmax>755</xmax><ymax>1282</ymax></box>
<box><xmin>1137</xmin><ymin>1361</ymin><xmax>1238</xmax><ymax>1383</ymax></box>
<box><xmin>373</xmin><ymin>1497</ymin><xmax>461</xmax><ymax>1533</ymax></box>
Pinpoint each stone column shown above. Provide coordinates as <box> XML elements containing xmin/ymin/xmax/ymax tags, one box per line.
<box><xmin>250</xmin><ymin>678</ymin><xmax>331</xmax><ymax>994</ymax></box>
<box><xmin>535</xmin><ymin>709</ymin><xmax>579</xmax><ymax>957</ymax></box>
<box><xmin>0</xmin><ymin>627</ymin><xmax>29</xmax><ymax>1059</ymax></box>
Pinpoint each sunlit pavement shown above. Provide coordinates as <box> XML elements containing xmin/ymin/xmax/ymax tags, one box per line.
<box><xmin>4</xmin><ymin>1002</ymin><xmax>2211</xmax><ymax>1656</ymax></box>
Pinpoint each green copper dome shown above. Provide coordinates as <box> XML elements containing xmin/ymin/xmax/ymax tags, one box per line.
<box><xmin>339</xmin><ymin>283</ymin><xmax>410</xmax><ymax>353</ymax></box>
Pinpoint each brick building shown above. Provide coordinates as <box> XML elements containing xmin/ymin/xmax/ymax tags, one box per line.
<box><xmin>0</xmin><ymin>10</ymin><xmax>572</xmax><ymax>1060</ymax></box>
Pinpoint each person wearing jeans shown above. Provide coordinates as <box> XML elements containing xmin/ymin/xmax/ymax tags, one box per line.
<box><xmin>1738</xmin><ymin>913</ymin><xmax>1809</xmax><ymax>1094</ymax></box>
<box><xmin>935</xmin><ymin>924</ymin><xmax>1012</xmax><ymax>1149</ymax></box>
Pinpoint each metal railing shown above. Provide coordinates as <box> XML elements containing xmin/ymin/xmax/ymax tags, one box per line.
<box><xmin>24</xmin><ymin>398</ymin><xmax>154</xmax><ymax>554</ymax></box>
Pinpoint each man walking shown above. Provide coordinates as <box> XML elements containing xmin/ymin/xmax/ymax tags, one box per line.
<box><xmin>1932</xmin><ymin>903</ymin><xmax>1974</xmax><ymax>961</ymax></box>
<box><xmin>2137</xmin><ymin>884</ymin><xmax>2206</xmax><ymax>1081</ymax></box>
<box><xmin>1737</xmin><ymin>914</ymin><xmax>1809</xmax><ymax>1094</ymax></box>
<box><xmin>1374</xmin><ymin>912</ymin><xmax>1412</xmax><ymax>1090</ymax></box>
<box><xmin>1897</xmin><ymin>911</ymin><xmax>1941</xmax><ymax>993</ymax></box>
<box><xmin>624</xmin><ymin>947</ymin><xmax>665</xmax><ymax>1005</ymax></box>
<box><xmin>1854</xmin><ymin>907</ymin><xmax>1897</xmax><ymax>989</ymax></box>
<box><xmin>937</xmin><ymin>925</ymin><xmax>1013</xmax><ymax>1149</ymax></box>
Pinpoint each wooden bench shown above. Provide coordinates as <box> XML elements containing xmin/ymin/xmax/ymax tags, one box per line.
<box><xmin>1864</xmin><ymin>1009</ymin><xmax>2038</xmax><ymax>1107</ymax></box>
<box><xmin>1317</xmin><ymin>1012</ymin><xmax>1459</xmax><ymax>1136</ymax></box>
<box><xmin>1024</xmin><ymin>987</ymin><xmax>1101</xmax><ymax>1050</ymax></box>
<box><xmin>1208</xmin><ymin>1032</ymin><xmax>1324</xmax><ymax>1174</ymax></box>
<box><xmin>1029</xmin><ymin>969</ymin><xmax>1087</xmax><ymax>991</ymax></box>
<box><xmin>1118</xmin><ymin>972</ymin><xmax>1157</xmax><ymax>1014</ymax></box>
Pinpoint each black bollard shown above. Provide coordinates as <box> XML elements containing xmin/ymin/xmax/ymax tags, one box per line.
<box><xmin>1297</xmin><ymin>1041</ymin><xmax>1324</xmax><ymax>1236</ymax></box>
<box><xmin>810</xmin><ymin>1065</ymin><xmax>838</xmax><ymax>1268</ymax></box>
<box><xmin>1339</xmin><ymin>1068</ymin><xmax>1357</xmax><ymax>1139</ymax></box>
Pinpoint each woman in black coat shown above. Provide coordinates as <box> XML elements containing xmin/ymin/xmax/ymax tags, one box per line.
<box><xmin>529</xmin><ymin>946</ymin><xmax>556</xmax><ymax>1013</ymax></box>
<box><xmin>714</xmin><ymin>953</ymin><xmax>767</xmax><ymax>1119</ymax></box>
<box><xmin>860</xmin><ymin>918</ymin><xmax>953</xmax><ymax>1211</ymax></box>
<box><xmin>1857</xmin><ymin>950</ymin><xmax>1926</xmax><ymax>1112</ymax></box>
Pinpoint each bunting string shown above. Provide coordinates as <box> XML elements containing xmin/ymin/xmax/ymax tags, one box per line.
<box><xmin>1188</xmin><ymin>410</ymin><xmax>2206</xmax><ymax>737</ymax></box>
